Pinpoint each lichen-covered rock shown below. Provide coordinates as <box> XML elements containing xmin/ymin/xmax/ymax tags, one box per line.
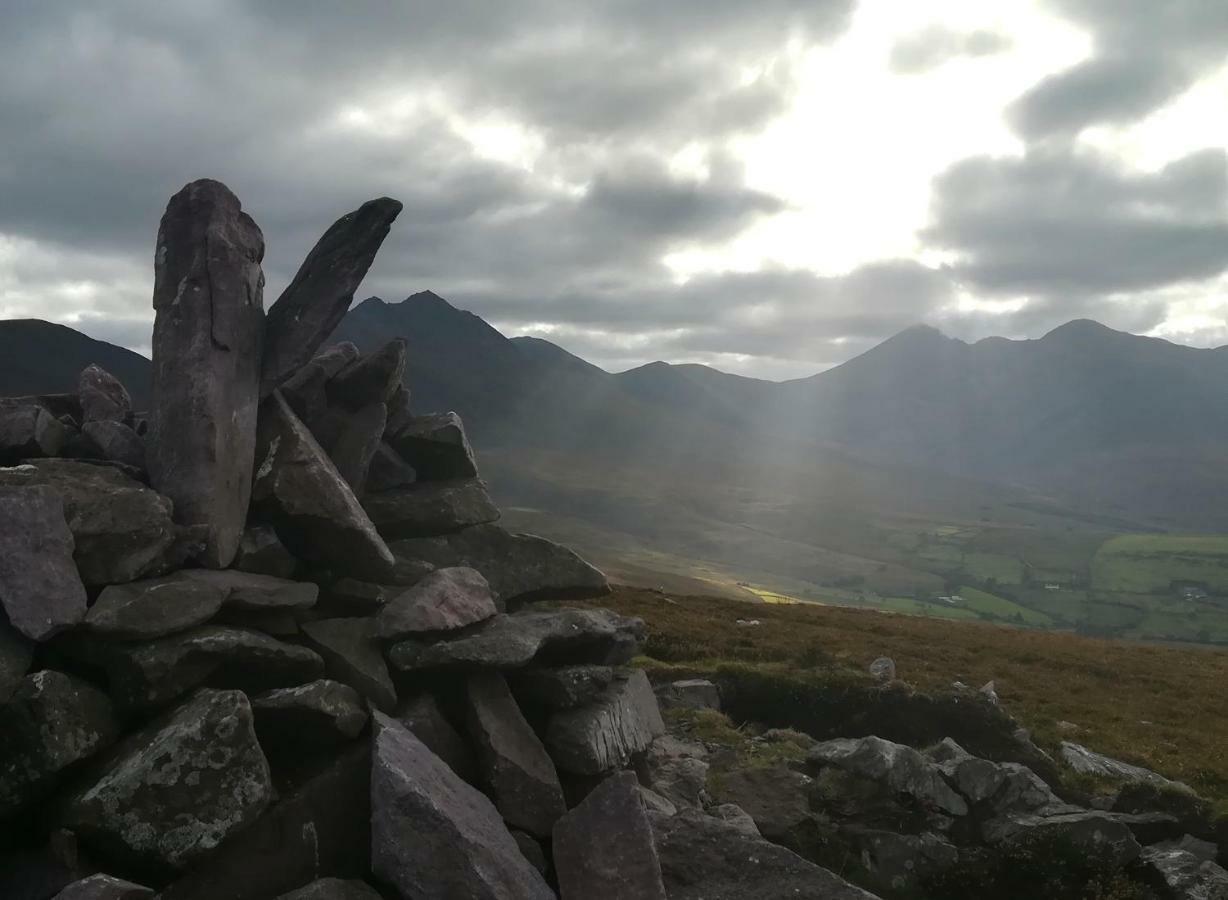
<box><xmin>0</xmin><ymin>485</ymin><xmax>87</xmax><ymax>641</ymax></box>
<box><xmin>149</xmin><ymin>179</ymin><xmax>265</xmax><ymax>570</ymax></box>
<box><xmin>0</xmin><ymin>671</ymin><xmax>119</xmax><ymax>817</ymax></box>
<box><xmin>546</xmin><ymin>670</ymin><xmax>665</xmax><ymax>775</ymax></box>
<box><xmin>252</xmin><ymin>679</ymin><xmax>368</xmax><ymax>750</ymax></box>
<box><xmin>386</xmin><ymin>411</ymin><xmax>477</xmax><ymax>481</ymax></box>
<box><xmin>84</xmin><ymin>574</ymin><xmax>228</xmax><ymax>640</ymax></box>
<box><xmin>51</xmin><ymin>873</ymin><xmax>154</xmax><ymax>899</ymax></box>
<box><xmin>363</xmin><ymin>478</ymin><xmax>500</xmax><ymax>539</ymax></box>
<box><xmin>62</xmin><ymin>689</ymin><xmax>273</xmax><ymax>873</ymax></box>
<box><xmin>807</xmin><ymin>736</ymin><xmax>969</xmax><ymax>817</ymax></box>
<box><xmin>0</xmin><ymin>459</ymin><xmax>177</xmax><ymax>587</ymax></box>
<box><xmin>553</xmin><ymin>771</ymin><xmax>667</xmax><ymax>900</ymax></box>
<box><xmin>927</xmin><ymin>738</ymin><xmax>1073</xmax><ymax>818</ymax></box>
<box><xmin>641</xmin><ymin>735</ymin><xmax>710</xmax><ymax>810</ymax></box>
<box><xmin>0</xmin><ymin>404</ymin><xmax>67</xmax><ymax>463</ymax></box>
<box><xmin>300</xmin><ymin>617</ymin><xmax>396</xmax><ymax>711</ymax></box>
<box><xmin>370</xmin><ymin>713</ymin><xmax>554</xmax><ymax>899</ymax></box>
<box><xmin>512</xmin><ymin>664</ymin><xmax>614</xmax><ymax>710</ymax></box>
<box><xmin>375</xmin><ymin>566</ymin><xmax>497</xmax><ymax>640</ymax></box>
<box><xmin>388</xmin><ymin>607</ymin><xmax>645</xmax><ymax>672</ymax></box>
<box><xmin>466</xmin><ymin>672</ymin><xmax>566</xmax><ymax>837</ymax></box>
<box><xmin>842</xmin><ymin>827</ymin><xmax>959</xmax><ymax>895</ymax></box>
<box><xmin>252</xmin><ymin>391</ymin><xmax>395</xmax><ymax>580</ymax></box>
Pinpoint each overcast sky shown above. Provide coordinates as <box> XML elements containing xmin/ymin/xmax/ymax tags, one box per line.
<box><xmin>1</xmin><ymin>1</ymin><xmax>1226</xmax><ymax>379</ymax></box>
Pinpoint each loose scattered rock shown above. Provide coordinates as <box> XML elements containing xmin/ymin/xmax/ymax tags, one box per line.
<box><xmin>363</xmin><ymin>478</ymin><xmax>500</xmax><ymax>538</ymax></box>
<box><xmin>553</xmin><ymin>771</ymin><xmax>667</xmax><ymax>900</ymax></box>
<box><xmin>807</xmin><ymin>736</ymin><xmax>969</xmax><ymax>817</ymax></box>
<box><xmin>84</xmin><ymin>574</ymin><xmax>228</xmax><ymax>640</ymax></box>
<box><xmin>375</xmin><ymin>566</ymin><xmax>497</xmax><ymax>639</ymax></box>
<box><xmin>546</xmin><ymin>669</ymin><xmax>665</xmax><ymax>775</ymax></box>
<box><xmin>0</xmin><ymin>485</ymin><xmax>87</xmax><ymax>641</ymax></box>
<box><xmin>301</xmin><ymin>617</ymin><xmax>396</xmax><ymax>711</ymax></box>
<box><xmin>369</xmin><ymin>713</ymin><xmax>554</xmax><ymax>899</ymax></box>
<box><xmin>869</xmin><ymin>657</ymin><xmax>896</xmax><ymax>682</ymax></box>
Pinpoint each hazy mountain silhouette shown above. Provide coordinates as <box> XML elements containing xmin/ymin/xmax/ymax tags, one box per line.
<box><xmin>0</xmin><ymin>319</ymin><xmax>152</xmax><ymax>407</ymax></box>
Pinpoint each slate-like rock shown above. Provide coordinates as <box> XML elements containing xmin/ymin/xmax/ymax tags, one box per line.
<box><xmin>553</xmin><ymin>771</ymin><xmax>667</xmax><ymax>900</ymax></box>
<box><xmin>388</xmin><ymin>608</ymin><xmax>645</xmax><ymax>672</ymax></box>
<box><xmin>982</xmin><ymin>810</ymin><xmax>1142</xmax><ymax>866</ymax></box>
<box><xmin>84</xmin><ymin>574</ymin><xmax>228</xmax><ymax>640</ymax></box>
<box><xmin>233</xmin><ymin>525</ymin><xmax>298</xmax><ymax>578</ymax></box>
<box><xmin>365</xmin><ymin>442</ymin><xmax>417</xmax><ymax>493</ymax></box>
<box><xmin>0</xmin><ymin>615</ymin><xmax>33</xmax><ymax>702</ymax></box>
<box><xmin>655</xmin><ymin>678</ymin><xmax>721</xmax><ymax>712</ymax></box>
<box><xmin>62</xmin><ymin>689</ymin><xmax>273</xmax><ymax>873</ymax></box>
<box><xmin>149</xmin><ymin>179</ymin><xmax>264</xmax><ymax>569</ymax></box>
<box><xmin>78</xmin><ymin>364</ymin><xmax>133</xmax><ymax>424</ymax></box>
<box><xmin>261</xmin><ymin>198</ymin><xmax>401</xmax><ymax>394</ymax></box>
<box><xmin>51</xmin><ymin>874</ymin><xmax>154</xmax><ymax>900</ymax></box>
<box><xmin>0</xmin><ymin>459</ymin><xmax>177</xmax><ymax>587</ymax></box>
<box><xmin>376</xmin><ymin>566</ymin><xmax>497</xmax><ymax>640</ymax></box>
<box><xmin>80</xmin><ymin>421</ymin><xmax>146</xmax><ymax>471</ymax></box>
<box><xmin>309</xmin><ymin>402</ymin><xmax>386</xmax><ymax>495</ymax></box>
<box><xmin>275</xmin><ymin>879</ymin><xmax>383</xmax><ymax>900</ymax></box>
<box><xmin>807</xmin><ymin>736</ymin><xmax>969</xmax><ymax>817</ymax></box>
<box><xmin>1061</xmin><ymin>740</ymin><xmax>1190</xmax><ymax>792</ymax></box>
<box><xmin>179</xmin><ymin>568</ymin><xmax>318</xmax><ymax>611</ymax></box>
<box><xmin>0</xmin><ymin>485</ymin><xmax>87</xmax><ymax>641</ymax></box>
<box><xmin>546</xmin><ymin>669</ymin><xmax>666</xmax><ymax>775</ymax></box>
<box><xmin>327</xmin><ymin>339</ymin><xmax>406</xmax><ymax>411</ymax></box>
<box><xmin>252</xmin><ymin>679</ymin><xmax>368</xmax><ymax>750</ymax></box>
<box><xmin>387</xmin><ymin>411</ymin><xmax>478</xmax><ymax>480</ymax></box>
<box><xmin>0</xmin><ymin>404</ymin><xmax>68</xmax><ymax>463</ymax></box>
<box><xmin>649</xmin><ymin>808</ymin><xmax>882</xmax><ymax>900</ymax></box>
<box><xmin>395</xmin><ymin>692</ymin><xmax>479</xmax><ymax>783</ymax></box>
<box><xmin>252</xmin><ymin>391</ymin><xmax>395</xmax><ymax>579</ymax></box>
<box><xmin>513</xmin><ymin>664</ymin><xmax>614</xmax><ymax>710</ymax></box>
<box><xmin>61</xmin><ymin>625</ymin><xmax>323</xmax><ymax>711</ymax></box>
<box><xmin>389</xmin><ymin>524</ymin><xmax>609</xmax><ymax>604</ymax></box>
<box><xmin>467</xmin><ymin>672</ymin><xmax>567</xmax><ymax>837</ymax></box>
<box><xmin>0</xmin><ymin>671</ymin><xmax>119</xmax><ymax>816</ymax></box>
<box><xmin>300</xmin><ymin>617</ymin><xmax>396</xmax><ymax>711</ymax></box>
<box><xmin>370</xmin><ymin>713</ymin><xmax>554</xmax><ymax>899</ymax></box>
<box><xmin>364</xmin><ymin>478</ymin><xmax>500</xmax><ymax>539</ymax></box>
<box><xmin>159</xmin><ymin>744</ymin><xmax>370</xmax><ymax>900</ymax></box>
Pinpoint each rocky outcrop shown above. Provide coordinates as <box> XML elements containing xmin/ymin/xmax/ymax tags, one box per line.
<box><xmin>149</xmin><ymin>179</ymin><xmax>264</xmax><ymax>569</ymax></box>
<box><xmin>0</xmin><ymin>485</ymin><xmax>87</xmax><ymax>640</ymax></box>
<box><xmin>1141</xmin><ymin>838</ymin><xmax>1228</xmax><ymax>899</ymax></box>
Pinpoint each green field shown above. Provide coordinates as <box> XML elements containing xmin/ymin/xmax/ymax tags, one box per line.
<box><xmin>1092</xmin><ymin>534</ymin><xmax>1228</xmax><ymax>594</ymax></box>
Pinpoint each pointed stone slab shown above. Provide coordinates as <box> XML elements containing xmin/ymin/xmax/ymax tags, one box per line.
<box><xmin>0</xmin><ymin>485</ymin><xmax>87</xmax><ymax>641</ymax></box>
<box><xmin>554</xmin><ymin>772</ymin><xmax>667</xmax><ymax>900</ymax></box>
<box><xmin>375</xmin><ymin>566</ymin><xmax>497</xmax><ymax>640</ymax></box>
<box><xmin>253</xmin><ymin>391</ymin><xmax>395</xmax><ymax>579</ymax></box>
<box><xmin>262</xmin><ymin>198</ymin><xmax>403</xmax><ymax>395</ymax></box>
<box><xmin>149</xmin><ymin>178</ymin><xmax>265</xmax><ymax>569</ymax></box>
<box><xmin>370</xmin><ymin>713</ymin><xmax>554</xmax><ymax>900</ymax></box>
<box><xmin>466</xmin><ymin>672</ymin><xmax>566</xmax><ymax>837</ymax></box>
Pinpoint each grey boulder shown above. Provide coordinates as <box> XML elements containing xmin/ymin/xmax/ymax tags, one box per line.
<box><xmin>1061</xmin><ymin>740</ymin><xmax>1190</xmax><ymax>792</ymax></box>
<box><xmin>375</xmin><ymin>566</ymin><xmax>497</xmax><ymax>640</ymax></box>
<box><xmin>370</xmin><ymin>713</ymin><xmax>554</xmax><ymax>899</ymax></box>
<box><xmin>0</xmin><ymin>485</ymin><xmax>87</xmax><ymax>640</ymax></box>
<box><xmin>363</xmin><ymin>478</ymin><xmax>500</xmax><ymax>539</ymax></box>
<box><xmin>78</xmin><ymin>364</ymin><xmax>133</xmax><ymax>424</ymax></box>
<box><xmin>1141</xmin><ymin>839</ymin><xmax>1228</xmax><ymax>899</ymax></box>
<box><xmin>395</xmin><ymin>692</ymin><xmax>479</xmax><ymax>783</ymax></box>
<box><xmin>982</xmin><ymin>810</ymin><xmax>1142</xmax><ymax>867</ymax></box>
<box><xmin>546</xmin><ymin>669</ymin><xmax>665</xmax><ymax>775</ymax></box>
<box><xmin>387</xmin><ymin>411</ymin><xmax>477</xmax><ymax>480</ymax></box>
<box><xmin>654</xmin><ymin>678</ymin><xmax>721</xmax><ymax>712</ymax></box>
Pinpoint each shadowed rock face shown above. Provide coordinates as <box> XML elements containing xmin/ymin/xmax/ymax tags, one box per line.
<box><xmin>149</xmin><ymin>179</ymin><xmax>265</xmax><ymax>569</ymax></box>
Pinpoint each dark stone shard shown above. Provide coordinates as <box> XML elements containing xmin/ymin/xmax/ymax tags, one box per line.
<box><xmin>0</xmin><ymin>404</ymin><xmax>68</xmax><ymax>463</ymax></box>
<box><xmin>274</xmin><ymin>879</ymin><xmax>383</xmax><ymax>900</ymax></box>
<box><xmin>149</xmin><ymin>179</ymin><xmax>265</xmax><ymax>570</ymax></box>
<box><xmin>395</xmin><ymin>692</ymin><xmax>479</xmax><ymax>783</ymax></box>
<box><xmin>51</xmin><ymin>873</ymin><xmax>154</xmax><ymax>899</ymax></box>
<box><xmin>61</xmin><ymin>689</ymin><xmax>273</xmax><ymax>874</ymax></box>
<box><xmin>309</xmin><ymin>402</ymin><xmax>386</xmax><ymax>495</ymax></box>
<box><xmin>386</xmin><ymin>411</ymin><xmax>477</xmax><ymax>480</ymax></box>
<box><xmin>383</xmin><ymin>384</ymin><xmax>412</xmax><ymax>437</ymax></box>
<box><xmin>0</xmin><ymin>459</ymin><xmax>177</xmax><ymax>587</ymax></box>
<box><xmin>553</xmin><ymin>771</ymin><xmax>667</xmax><ymax>900</ymax></box>
<box><xmin>0</xmin><ymin>614</ymin><xmax>34</xmax><ymax>702</ymax></box>
<box><xmin>388</xmin><ymin>608</ymin><xmax>646</xmax><ymax>672</ymax></box>
<box><xmin>78</xmin><ymin>364</ymin><xmax>133</xmax><ymax>424</ymax></box>
<box><xmin>261</xmin><ymin>198</ymin><xmax>403</xmax><ymax>395</ymax></box>
<box><xmin>466</xmin><ymin>672</ymin><xmax>567</xmax><ymax>837</ymax></box>
<box><xmin>650</xmin><ymin>808</ymin><xmax>882</xmax><ymax>900</ymax></box>
<box><xmin>363</xmin><ymin>478</ymin><xmax>500</xmax><ymax>539</ymax></box>
<box><xmin>300</xmin><ymin>617</ymin><xmax>397</xmax><ymax>711</ymax></box>
<box><xmin>178</xmin><ymin>569</ymin><xmax>318</xmax><ymax>611</ymax></box>
<box><xmin>79</xmin><ymin>421</ymin><xmax>146</xmax><ymax>472</ymax></box>
<box><xmin>252</xmin><ymin>679</ymin><xmax>368</xmax><ymax>750</ymax></box>
<box><xmin>159</xmin><ymin>744</ymin><xmax>370</xmax><ymax>900</ymax></box>
<box><xmin>512</xmin><ymin>664</ymin><xmax>614</xmax><ymax>710</ymax></box>
<box><xmin>232</xmin><ymin>525</ymin><xmax>299</xmax><ymax>579</ymax></box>
<box><xmin>369</xmin><ymin>713</ymin><xmax>554</xmax><ymax>900</ymax></box>
<box><xmin>0</xmin><ymin>670</ymin><xmax>120</xmax><ymax>817</ymax></box>
<box><xmin>545</xmin><ymin>670</ymin><xmax>665</xmax><ymax>775</ymax></box>
<box><xmin>252</xmin><ymin>391</ymin><xmax>395</xmax><ymax>580</ymax></box>
<box><xmin>388</xmin><ymin>524</ymin><xmax>609</xmax><ymax>605</ymax></box>
<box><xmin>365</xmin><ymin>442</ymin><xmax>416</xmax><ymax>493</ymax></box>
<box><xmin>375</xmin><ymin>566</ymin><xmax>497</xmax><ymax>640</ymax></box>
<box><xmin>0</xmin><ymin>485</ymin><xmax>87</xmax><ymax>641</ymax></box>
<box><xmin>327</xmin><ymin>339</ymin><xmax>406</xmax><ymax>412</ymax></box>
<box><xmin>84</xmin><ymin>574</ymin><xmax>228</xmax><ymax>640</ymax></box>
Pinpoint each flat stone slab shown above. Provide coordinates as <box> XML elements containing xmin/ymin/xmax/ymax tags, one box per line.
<box><xmin>301</xmin><ymin>617</ymin><xmax>397</xmax><ymax>711</ymax></box>
<box><xmin>0</xmin><ymin>485</ymin><xmax>87</xmax><ymax>641</ymax></box>
<box><xmin>84</xmin><ymin>574</ymin><xmax>228</xmax><ymax>640</ymax></box>
<box><xmin>375</xmin><ymin>566</ymin><xmax>497</xmax><ymax>639</ymax></box>
<box><xmin>370</xmin><ymin>713</ymin><xmax>554</xmax><ymax>900</ymax></box>
<box><xmin>363</xmin><ymin>478</ymin><xmax>499</xmax><ymax>539</ymax></box>
<box><xmin>553</xmin><ymin>771</ymin><xmax>667</xmax><ymax>900</ymax></box>
<box><xmin>62</xmin><ymin>689</ymin><xmax>273</xmax><ymax>873</ymax></box>
<box><xmin>545</xmin><ymin>669</ymin><xmax>665</xmax><ymax>775</ymax></box>
<box><xmin>981</xmin><ymin>810</ymin><xmax>1142</xmax><ymax>867</ymax></box>
<box><xmin>179</xmin><ymin>569</ymin><xmax>319</xmax><ymax>611</ymax></box>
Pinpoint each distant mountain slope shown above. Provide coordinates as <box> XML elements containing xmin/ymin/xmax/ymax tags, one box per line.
<box><xmin>0</xmin><ymin>319</ymin><xmax>152</xmax><ymax>407</ymax></box>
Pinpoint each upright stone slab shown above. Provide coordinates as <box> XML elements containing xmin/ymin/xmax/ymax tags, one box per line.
<box><xmin>149</xmin><ymin>179</ymin><xmax>265</xmax><ymax>569</ymax></box>
<box><xmin>261</xmin><ymin>198</ymin><xmax>403</xmax><ymax>394</ymax></box>
<box><xmin>0</xmin><ymin>485</ymin><xmax>87</xmax><ymax>641</ymax></box>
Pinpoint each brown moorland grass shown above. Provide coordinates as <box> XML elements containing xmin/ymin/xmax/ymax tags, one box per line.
<box><xmin>583</xmin><ymin>586</ymin><xmax>1228</xmax><ymax>804</ymax></box>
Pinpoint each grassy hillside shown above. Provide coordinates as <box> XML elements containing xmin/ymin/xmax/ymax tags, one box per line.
<box><xmin>587</xmin><ymin>586</ymin><xmax>1228</xmax><ymax>805</ymax></box>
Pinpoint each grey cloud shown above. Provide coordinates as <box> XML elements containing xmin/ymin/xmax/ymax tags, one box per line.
<box><xmin>889</xmin><ymin>26</ymin><xmax>1012</xmax><ymax>74</ymax></box>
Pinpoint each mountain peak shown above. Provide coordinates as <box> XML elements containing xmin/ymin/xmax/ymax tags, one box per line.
<box><xmin>1041</xmin><ymin>319</ymin><xmax>1117</xmax><ymax>341</ymax></box>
